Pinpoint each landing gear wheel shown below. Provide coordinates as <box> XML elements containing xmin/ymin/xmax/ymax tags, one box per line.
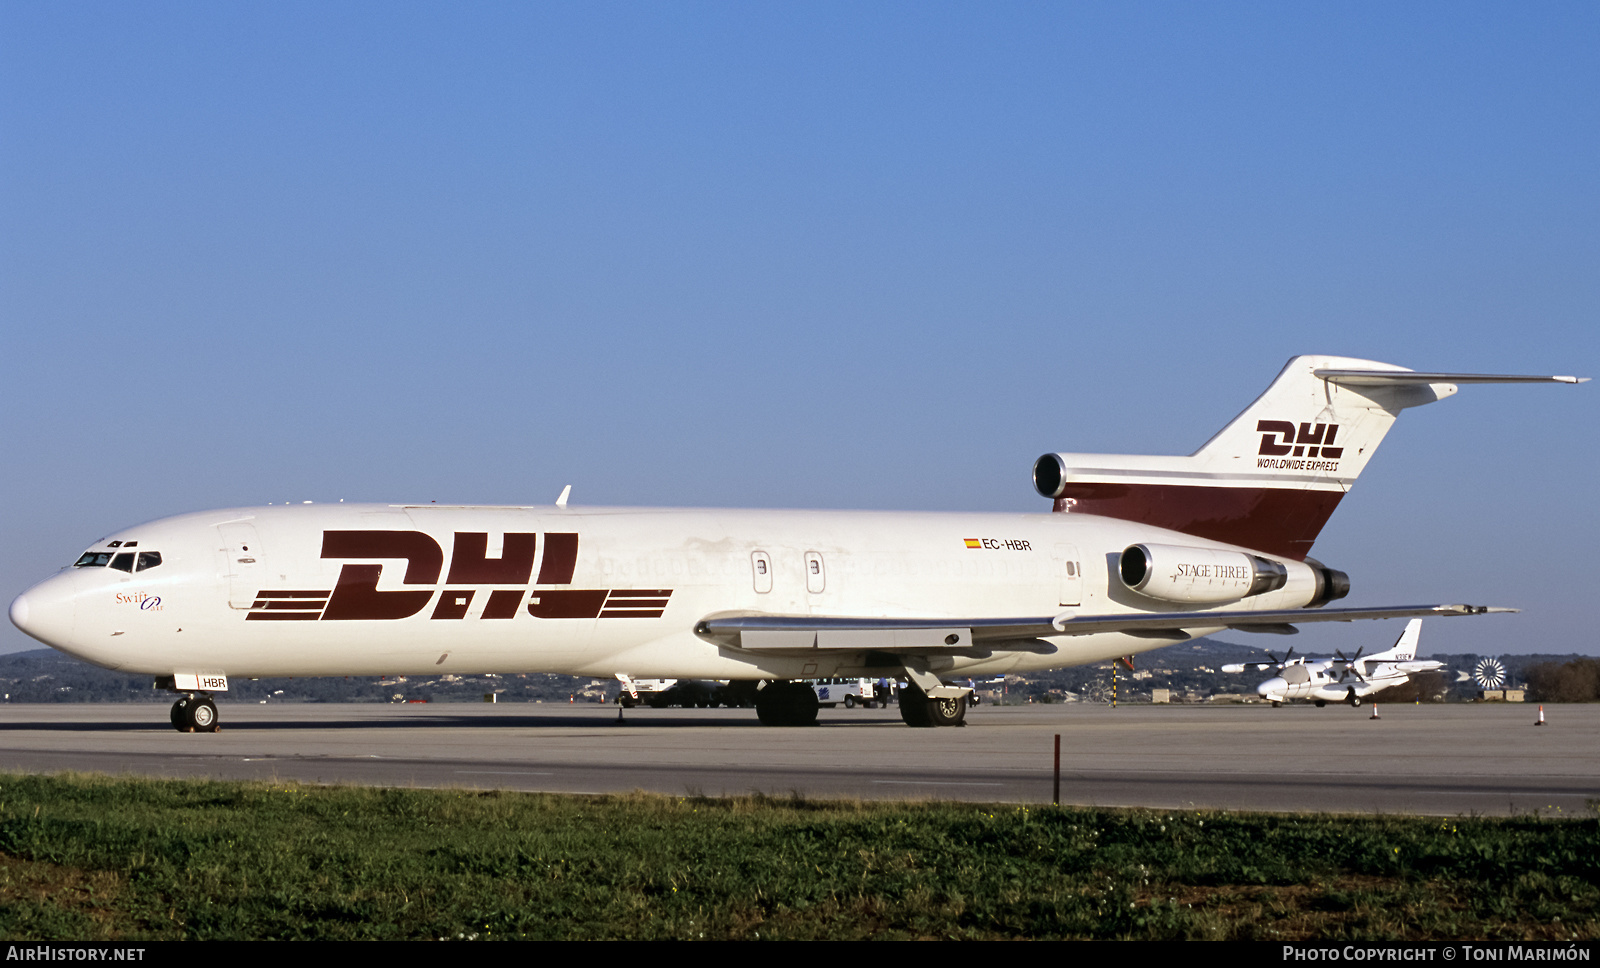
<box><xmin>898</xmin><ymin>683</ymin><xmax>967</xmax><ymax>727</ymax></box>
<box><xmin>170</xmin><ymin>698</ymin><xmax>190</xmax><ymax>730</ymax></box>
<box><xmin>755</xmin><ymin>682</ymin><xmax>819</xmax><ymax>727</ymax></box>
<box><xmin>898</xmin><ymin>684</ymin><xmax>933</xmax><ymax>728</ymax></box>
<box><xmin>188</xmin><ymin>697</ymin><xmax>219</xmax><ymax>732</ymax></box>
<box><xmin>1314</xmin><ymin>700</ymin><xmax>1327</xmax><ymax>708</ymax></box>
<box><xmin>1350</xmin><ymin>696</ymin><xmax>1362</xmax><ymax>708</ymax></box>
<box><xmin>755</xmin><ymin>686</ymin><xmax>782</xmax><ymax>725</ymax></box>
<box><xmin>927</xmin><ymin>693</ymin><xmax>968</xmax><ymax>727</ymax></box>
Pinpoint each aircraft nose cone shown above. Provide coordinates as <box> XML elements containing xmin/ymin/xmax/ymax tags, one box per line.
<box><xmin>9</xmin><ymin>578</ymin><xmax>76</xmax><ymax>649</ymax></box>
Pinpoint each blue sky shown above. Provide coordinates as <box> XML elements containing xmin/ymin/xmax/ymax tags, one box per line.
<box><xmin>2</xmin><ymin>2</ymin><xmax>1595</xmax><ymax>658</ymax></box>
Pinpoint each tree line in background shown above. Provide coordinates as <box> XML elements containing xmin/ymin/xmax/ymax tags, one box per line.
<box><xmin>1521</xmin><ymin>658</ymin><xmax>1600</xmax><ymax>703</ymax></box>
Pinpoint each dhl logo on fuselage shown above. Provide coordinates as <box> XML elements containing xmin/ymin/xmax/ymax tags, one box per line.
<box><xmin>244</xmin><ymin>530</ymin><xmax>671</xmax><ymax>623</ymax></box>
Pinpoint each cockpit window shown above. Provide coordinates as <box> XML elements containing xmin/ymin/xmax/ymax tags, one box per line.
<box><xmin>75</xmin><ymin>549</ymin><xmax>162</xmax><ymax>570</ymax></box>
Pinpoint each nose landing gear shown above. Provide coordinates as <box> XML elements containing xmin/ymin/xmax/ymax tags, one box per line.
<box><xmin>170</xmin><ymin>695</ymin><xmax>219</xmax><ymax>733</ymax></box>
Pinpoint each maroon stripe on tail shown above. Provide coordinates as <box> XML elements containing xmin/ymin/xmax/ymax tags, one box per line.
<box><xmin>1053</xmin><ymin>484</ymin><xmax>1344</xmax><ymax>560</ymax></box>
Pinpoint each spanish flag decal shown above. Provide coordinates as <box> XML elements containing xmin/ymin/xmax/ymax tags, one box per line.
<box><xmin>963</xmin><ymin>538</ymin><xmax>982</xmax><ymax>549</ymax></box>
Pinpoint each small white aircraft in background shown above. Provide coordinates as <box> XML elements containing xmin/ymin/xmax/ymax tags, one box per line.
<box><xmin>1224</xmin><ymin>619</ymin><xmax>1445</xmax><ymax>706</ymax></box>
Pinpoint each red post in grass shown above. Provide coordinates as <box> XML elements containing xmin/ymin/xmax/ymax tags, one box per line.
<box><xmin>1053</xmin><ymin>734</ymin><xmax>1061</xmax><ymax>805</ymax></box>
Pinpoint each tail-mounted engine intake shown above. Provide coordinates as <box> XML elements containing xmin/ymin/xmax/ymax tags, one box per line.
<box><xmin>1033</xmin><ymin>454</ymin><xmax>1068</xmax><ymax>499</ymax></box>
<box><xmin>1118</xmin><ymin>543</ymin><xmax>1289</xmax><ymax>605</ymax></box>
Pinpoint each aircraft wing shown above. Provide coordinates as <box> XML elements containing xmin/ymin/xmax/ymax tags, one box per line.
<box><xmin>1392</xmin><ymin>660</ymin><xmax>1446</xmax><ymax>673</ymax></box>
<box><xmin>695</xmin><ymin>604</ymin><xmax>1514</xmax><ymax>655</ymax></box>
<box><xmin>1220</xmin><ymin>661</ymin><xmax>1284</xmax><ymax>673</ymax></box>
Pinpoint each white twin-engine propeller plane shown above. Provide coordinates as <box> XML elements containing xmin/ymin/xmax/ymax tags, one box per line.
<box><xmin>8</xmin><ymin>356</ymin><xmax>1585</xmax><ymax>732</ymax></box>
<box><xmin>1224</xmin><ymin>618</ymin><xmax>1445</xmax><ymax>707</ymax></box>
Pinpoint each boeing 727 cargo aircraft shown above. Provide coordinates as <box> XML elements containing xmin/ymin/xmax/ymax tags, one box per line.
<box><xmin>8</xmin><ymin>356</ymin><xmax>1584</xmax><ymax>731</ymax></box>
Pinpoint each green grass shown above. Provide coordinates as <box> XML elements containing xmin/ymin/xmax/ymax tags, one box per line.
<box><xmin>0</xmin><ymin>772</ymin><xmax>1595</xmax><ymax>940</ymax></box>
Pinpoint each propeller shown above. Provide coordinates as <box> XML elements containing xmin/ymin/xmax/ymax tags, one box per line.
<box><xmin>1334</xmin><ymin>647</ymin><xmax>1367</xmax><ymax>683</ymax></box>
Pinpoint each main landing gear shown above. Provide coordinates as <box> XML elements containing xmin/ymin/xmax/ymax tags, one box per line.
<box><xmin>170</xmin><ymin>695</ymin><xmax>219</xmax><ymax>733</ymax></box>
<box><xmin>898</xmin><ymin>682</ymin><xmax>967</xmax><ymax>728</ymax></box>
<box><xmin>755</xmin><ymin>681</ymin><xmax>819</xmax><ymax>727</ymax></box>
<box><xmin>1313</xmin><ymin>693</ymin><xmax>1363</xmax><ymax>710</ymax></box>
<box><xmin>750</xmin><ymin>677</ymin><xmax>972</xmax><ymax>728</ymax></box>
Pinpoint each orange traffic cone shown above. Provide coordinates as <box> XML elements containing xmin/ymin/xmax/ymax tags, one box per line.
<box><xmin>1369</xmin><ymin>703</ymin><xmax>1380</xmax><ymax>721</ymax></box>
<box><xmin>1535</xmin><ymin>705</ymin><xmax>1546</xmax><ymax>726</ymax></box>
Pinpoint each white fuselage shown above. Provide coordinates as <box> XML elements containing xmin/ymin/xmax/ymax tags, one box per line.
<box><xmin>11</xmin><ymin>502</ymin><xmax>1324</xmax><ymax>683</ymax></box>
<box><xmin>1256</xmin><ymin>659</ymin><xmax>1440</xmax><ymax>703</ymax></box>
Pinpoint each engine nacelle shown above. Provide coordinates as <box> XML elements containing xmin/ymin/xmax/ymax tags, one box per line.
<box><xmin>1118</xmin><ymin>543</ymin><xmax>1290</xmax><ymax>604</ymax></box>
<box><xmin>1302</xmin><ymin>556</ymin><xmax>1351</xmax><ymax>608</ymax></box>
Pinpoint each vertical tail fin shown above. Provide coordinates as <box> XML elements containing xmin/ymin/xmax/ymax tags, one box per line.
<box><xmin>1032</xmin><ymin>356</ymin><xmax>1585</xmax><ymax>559</ymax></box>
<box><xmin>1383</xmin><ymin>618</ymin><xmax>1424</xmax><ymax>660</ymax></box>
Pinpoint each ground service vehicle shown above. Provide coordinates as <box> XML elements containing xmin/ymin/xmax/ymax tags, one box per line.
<box><xmin>809</xmin><ymin>678</ymin><xmax>879</xmax><ymax>708</ymax></box>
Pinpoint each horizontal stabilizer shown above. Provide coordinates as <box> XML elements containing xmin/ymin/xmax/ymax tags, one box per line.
<box><xmin>1315</xmin><ymin>369</ymin><xmax>1587</xmax><ymax>386</ymax></box>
